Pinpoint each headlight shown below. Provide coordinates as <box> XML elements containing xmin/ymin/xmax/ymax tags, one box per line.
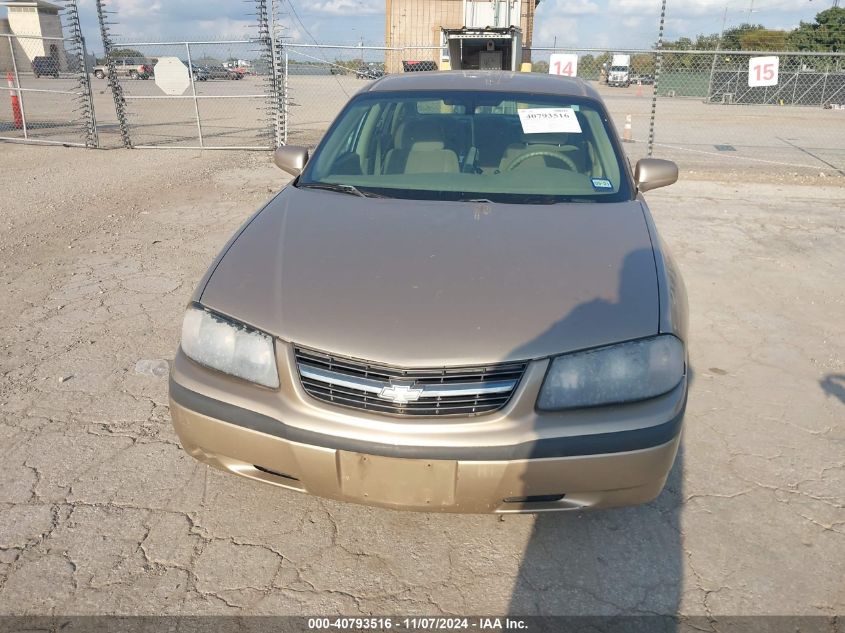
<box><xmin>537</xmin><ymin>335</ymin><xmax>685</xmax><ymax>410</ymax></box>
<box><xmin>180</xmin><ymin>306</ymin><xmax>279</xmax><ymax>388</ymax></box>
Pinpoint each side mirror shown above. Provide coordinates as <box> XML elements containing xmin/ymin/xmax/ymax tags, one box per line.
<box><xmin>274</xmin><ymin>146</ymin><xmax>309</xmax><ymax>176</ymax></box>
<box><xmin>634</xmin><ymin>158</ymin><xmax>678</xmax><ymax>193</ymax></box>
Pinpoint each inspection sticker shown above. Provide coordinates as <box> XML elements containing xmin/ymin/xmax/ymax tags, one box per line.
<box><xmin>591</xmin><ymin>178</ymin><xmax>613</xmax><ymax>190</ymax></box>
<box><xmin>517</xmin><ymin>108</ymin><xmax>582</xmax><ymax>134</ymax></box>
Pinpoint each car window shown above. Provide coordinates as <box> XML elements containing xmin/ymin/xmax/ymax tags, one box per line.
<box><xmin>300</xmin><ymin>90</ymin><xmax>631</xmax><ymax>204</ymax></box>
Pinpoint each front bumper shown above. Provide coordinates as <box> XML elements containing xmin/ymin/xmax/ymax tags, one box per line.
<box><xmin>169</xmin><ymin>345</ymin><xmax>686</xmax><ymax>513</ymax></box>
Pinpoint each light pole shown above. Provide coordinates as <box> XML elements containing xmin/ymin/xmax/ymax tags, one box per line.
<box><xmin>707</xmin><ymin>6</ymin><xmax>729</xmax><ymax>101</ymax></box>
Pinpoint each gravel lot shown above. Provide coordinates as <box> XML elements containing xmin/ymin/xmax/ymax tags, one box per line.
<box><xmin>0</xmin><ymin>143</ymin><xmax>842</xmax><ymax>621</ymax></box>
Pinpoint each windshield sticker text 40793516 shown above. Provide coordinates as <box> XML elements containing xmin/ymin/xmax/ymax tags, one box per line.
<box><xmin>517</xmin><ymin>108</ymin><xmax>583</xmax><ymax>135</ymax></box>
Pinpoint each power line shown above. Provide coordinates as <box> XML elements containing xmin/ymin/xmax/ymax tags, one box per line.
<box><xmin>284</xmin><ymin>0</ymin><xmax>351</xmax><ymax>97</ymax></box>
<box><xmin>285</xmin><ymin>0</ymin><xmax>320</xmax><ymax>46</ymax></box>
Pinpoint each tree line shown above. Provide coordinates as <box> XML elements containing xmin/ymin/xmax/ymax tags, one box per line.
<box><xmin>660</xmin><ymin>7</ymin><xmax>843</xmax><ymax>53</ymax></box>
<box><xmin>531</xmin><ymin>8</ymin><xmax>842</xmax><ymax>76</ymax></box>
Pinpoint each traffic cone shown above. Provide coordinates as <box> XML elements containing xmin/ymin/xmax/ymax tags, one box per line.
<box><xmin>636</xmin><ymin>79</ymin><xmax>643</xmax><ymax>97</ymax></box>
<box><xmin>7</xmin><ymin>72</ymin><xmax>22</xmax><ymax>130</ymax></box>
<box><xmin>623</xmin><ymin>114</ymin><xmax>633</xmax><ymax>143</ymax></box>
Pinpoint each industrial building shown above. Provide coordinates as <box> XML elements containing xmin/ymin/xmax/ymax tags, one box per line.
<box><xmin>384</xmin><ymin>0</ymin><xmax>539</xmax><ymax>73</ymax></box>
<box><xmin>1</xmin><ymin>0</ymin><xmax>68</xmax><ymax>74</ymax></box>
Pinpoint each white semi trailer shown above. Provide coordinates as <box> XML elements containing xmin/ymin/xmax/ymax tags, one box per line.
<box><xmin>608</xmin><ymin>54</ymin><xmax>631</xmax><ymax>87</ymax></box>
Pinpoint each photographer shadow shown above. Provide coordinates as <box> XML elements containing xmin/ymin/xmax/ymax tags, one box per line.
<box><xmin>503</xmin><ymin>248</ymin><xmax>687</xmax><ymax>627</ymax></box>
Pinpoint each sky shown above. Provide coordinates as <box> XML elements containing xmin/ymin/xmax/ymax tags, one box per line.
<box><xmin>69</xmin><ymin>0</ymin><xmax>828</xmax><ymax>54</ymax></box>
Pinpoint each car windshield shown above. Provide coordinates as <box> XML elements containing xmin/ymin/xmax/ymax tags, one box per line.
<box><xmin>298</xmin><ymin>89</ymin><xmax>632</xmax><ymax>204</ymax></box>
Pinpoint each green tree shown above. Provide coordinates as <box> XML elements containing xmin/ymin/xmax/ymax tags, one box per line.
<box><xmin>578</xmin><ymin>52</ymin><xmax>610</xmax><ymax>80</ymax></box>
<box><xmin>738</xmin><ymin>28</ymin><xmax>790</xmax><ymax>51</ymax></box>
<box><xmin>532</xmin><ymin>60</ymin><xmax>549</xmax><ymax>74</ymax></box>
<box><xmin>693</xmin><ymin>33</ymin><xmax>720</xmax><ymax>50</ymax></box>
<box><xmin>721</xmin><ymin>24</ymin><xmax>765</xmax><ymax>50</ymax></box>
<box><xmin>109</xmin><ymin>48</ymin><xmax>145</xmax><ymax>59</ymax></box>
<box><xmin>631</xmin><ymin>53</ymin><xmax>654</xmax><ymax>75</ymax></box>
<box><xmin>789</xmin><ymin>8</ymin><xmax>845</xmax><ymax>52</ymax></box>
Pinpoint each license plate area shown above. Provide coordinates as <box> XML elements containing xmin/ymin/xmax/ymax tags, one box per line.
<box><xmin>338</xmin><ymin>452</ymin><xmax>457</xmax><ymax>508</ymax></box>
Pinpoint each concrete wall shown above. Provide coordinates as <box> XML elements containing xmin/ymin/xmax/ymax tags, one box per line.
<box><xmin>0</xmin><ymin>21</ymin><xmax>12</xmax><ymax>73</ymax></box>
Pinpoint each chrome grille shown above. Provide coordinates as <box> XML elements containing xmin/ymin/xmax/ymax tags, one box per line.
<box><xmin>294</xmin><ymin>347</ymin><xmax>526</xmax><ymax>417</ymax></box>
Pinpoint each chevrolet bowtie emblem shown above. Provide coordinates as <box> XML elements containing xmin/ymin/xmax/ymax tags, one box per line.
<box><xmin>378</xmin><ymin>382</ymin><xmax>424</xmax><ymax>404</ymax></box>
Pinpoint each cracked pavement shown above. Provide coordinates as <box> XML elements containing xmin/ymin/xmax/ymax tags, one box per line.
<box><xmin>0</xmin><ymin>145</ymin><xmax>842</xmax><ymax>619</ymax></box>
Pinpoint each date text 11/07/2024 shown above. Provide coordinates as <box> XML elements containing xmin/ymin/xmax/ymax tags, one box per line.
<box><xmin>307</xmin><ymin>617</ymin><xmax>529</xmax><ymax>630</ymax></box>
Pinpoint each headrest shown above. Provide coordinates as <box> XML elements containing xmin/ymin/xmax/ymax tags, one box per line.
<box><xmin>396</xmin><ymin>119</ymin><xmax>444</xmax><ymax>149</ymax></box>
<box><xmin>524</xmin><ymin>132</ymin><xmax>570</xmax><ymax>146</ymax></box>
<box><xmin>409</xmin><ymin>141</ymin><xmax>444</xmax><ymax>151</ymax></box>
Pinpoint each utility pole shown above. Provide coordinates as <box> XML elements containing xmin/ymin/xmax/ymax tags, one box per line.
<box><xmin>707</xmin><ymin>6</ymin><xmax>729</xmax><ymax>103</ymax></box>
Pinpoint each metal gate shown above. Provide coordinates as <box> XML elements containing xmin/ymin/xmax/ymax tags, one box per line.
<box><xmin>94</xmin><ymin>0</ymin><xmax>281</xmax><ymax>150</ymax></box>
<box><xmin>0</xmin><ymin>1</ymin><xmax>97</xmax><ymax>147</ymax></box>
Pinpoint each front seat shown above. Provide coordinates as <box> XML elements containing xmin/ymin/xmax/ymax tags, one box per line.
<box><xmin>384</xmin><ymin>119</ymin><xmax>459</xmax><ymax>174</ymax></box>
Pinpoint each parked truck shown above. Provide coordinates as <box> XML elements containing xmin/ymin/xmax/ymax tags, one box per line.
<box><xmin>608</xmin><ymin>54</ymin><xmax>631</xmax><ymax>87</ymax></box>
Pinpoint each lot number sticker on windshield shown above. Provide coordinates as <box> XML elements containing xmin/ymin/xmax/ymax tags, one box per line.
<box><xmin>518</xmin><ymin>108</ymin><xmax>582</xmax><ymax>134</ymax></box>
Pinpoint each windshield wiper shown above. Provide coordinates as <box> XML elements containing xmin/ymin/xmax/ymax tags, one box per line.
<box><xmin>456</xmin><ymin>196</ymin><xmax>596</xmax><ymax>205</ymax></box>
<box><xmin>298</xmin><ymin>182</ymin><xmax>388</xmax><ymax>198</ymax></box>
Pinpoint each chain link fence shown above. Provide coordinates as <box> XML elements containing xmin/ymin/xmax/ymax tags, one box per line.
<box><xmin>280</xmin><ymin>44</ymin><xmax>441</xmax><ymax>147</ymax></box>
<box><xmin>95</xmin><ymin>40</ymin><xmax>275</xmax><ymax>149</ymax></box>
<box><xmin>654</xmin><ymin>49</ymin><xmax>844</xmax><ymax>174</ymax></box>
<box><xmin>90</xmin><ymin>0</ymin><xmax>279</xmax><ymax>149</ymax></box>
<box><xmin>0</xmin><ymin>4</ymin><xmax>97</xmax><ymax>147</ymax></box>
<box><xmin>3</xmin><ymin>0</ymin><xmax>843</xmax><ymax>179</ymax></box>
<box><xmin>276</xmin><ymin>44</ymin><xmax>845</xmax><ymax>175</ymax></box>
<box><xmin>523</xmin><ymin>47</ymin><xmax>845</xmax><ymax>175</ymax></box>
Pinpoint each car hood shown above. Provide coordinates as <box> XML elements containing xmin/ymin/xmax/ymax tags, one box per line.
<box><xmin>200</xmin><ymin>186</ymin><xmax>659</xmax><ymax>366</ymax></box>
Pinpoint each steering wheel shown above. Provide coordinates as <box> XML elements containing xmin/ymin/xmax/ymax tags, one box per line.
<box><xmin>504</xmin><ymin>150</ymin><xmax>578</xmax><ymax>172</ymax></box>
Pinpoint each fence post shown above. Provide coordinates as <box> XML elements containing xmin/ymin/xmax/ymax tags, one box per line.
<box><xmin>7</xmin><ymin>36</ymin><xmax>28</xmax><ymax>138</ymax></box>
<box><xmin>270</xmin><ymin>38</ymin><xmax>287</xmax><ymax>148</ymax></box>
<box><xmin>95</xmin><ymin>0</ymin><xmax>132</xmax><ymax>148</ymax></box>
<box><xmin>63</xmin><ymin>0</ymin><xmax>99</xmax><ymax>147</ymax></box>
<box><xmin>272</xmin><ymin>0</ymin><xmax>287</xmax><ymax>147</ymax></box>
<box><xmin>821</xmin><ymin>61</ymin><xmax>829</xmax><ymax>107</ymax></box>
<box><xmin>648</xmin><ymin>0</ymin><xmax>667</xmax><ymax>157</ymax></box>
<box><xmin>184</xmin><ymin>42</ymin><xmax>204</xmax><ymax>148</ymax></box>
<box><xmin>79</xmin><ymin>36</ymin><xmax>99</xmax><ymax>148</ymax></box>
<box><xmin>256</xmin><ymin>0</ymin><xmax>283</xmax><ymax>149</ymax></box>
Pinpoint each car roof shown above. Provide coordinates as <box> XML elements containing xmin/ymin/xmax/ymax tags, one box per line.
<box><xmin>364</xmin><ymin>70</ymin><xmax>600</xmax><ymax>100</ymax></box>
